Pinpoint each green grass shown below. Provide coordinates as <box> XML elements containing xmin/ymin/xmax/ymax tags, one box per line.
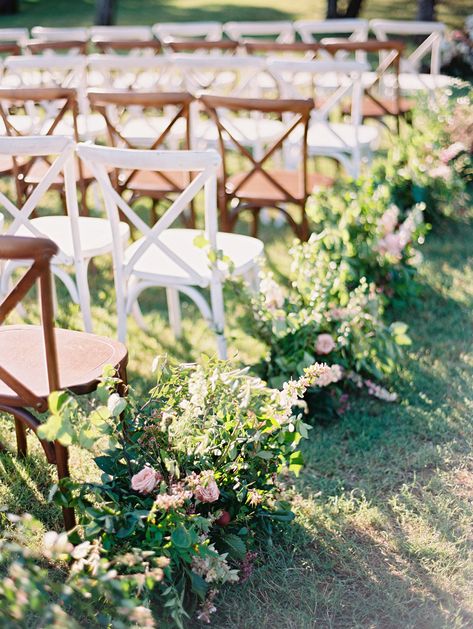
<box><xmin>1</xmin><ymin>209</ymin><xmax>472</xmax><ymax>627</ymax></box>
<box><xmin>0</xmin><ymin>0</ymin><xmax>470</xmax><ymax>30</ymax></box>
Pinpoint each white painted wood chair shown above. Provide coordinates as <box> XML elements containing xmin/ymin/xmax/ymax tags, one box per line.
<box><xmin>0</xmin><ymin>28</ymin><xmax>29</xmax><ymax>45</ymax></box>
<box><xmin>295</xmin><ymin>19</ymin><xmax>369</xmax><ymax>45</ymax></box>
<box><xmin>152</xmin><ymin>22</ymin><xmax>223</xmax><ymax>45</ymax></box>
<box><xmin>86</xmin><ymin>53</ymin><xmax>177</xmax><ymax>91</ymax></box>
<box><xmin>0</xmin><ymin>135</ymin><xmax>129</xmax><ymax>332</ymax></box>
<box><xmin>88</xmin><ymin>26</ymin><xmax>153</xmax><ymax>41</ymax></box>
<box><xmin>30</xmin><ymin>26</ymin><xmax>89</xmax><ymax>42</ymax></box>
<box><xmin>370</xmin><ymin>19</ymin><xmax>452</xmax><ymax>92</ymax></box>
<box><xmin>77</xmin><ymin>143</ymin><xmax>263</xmax><ymax>357</ymax></box>
<box><xmin>1</xmin><ymin>55</ymin><xmax>102</xmax><ymax>141</ymax></box>
<box><xmin>269</xmin><ymin>58</ymin><xmax>377</xmax><ymax>177</ymax></box>
<box><xmin>224</xmin><ymin>21</ymin><xmax>294</xmax><ymax>44</ymax></box>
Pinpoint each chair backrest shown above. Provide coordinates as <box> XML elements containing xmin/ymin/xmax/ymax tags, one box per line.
<box><xmin>76</xmin><ymin>143</ymin><xmax>221</xmax><ymax>288</ymax></box>
<box><xmin>173</xmin><ymin>54</ymin><xmax>267</xmax><ymax>97</ymax></box>
<box><xmin>322</xmin><ymin>40</ymin><xmax>405</xmax><ymax>106</ymax></box>
<box><xmin>168</xmin><ymin>40</ymin><xmax>239</xmax><ymax>55</ymax></box>
<box><xmin>268</xmin><ymin>58</ymin><xmax>368</xmax><ymax>125</ymax></box>
<box><xmin>24</xmin><ymin>38</ymin><xmax>88</xmax><ymax>56</ymax></box>
<box><xmin>243</xmin><ymin>41</ymin><xmax>323</xmax><ymax>60</ymax></box>
<box><xmin>3</xmin><ymin>54</ymin><xmax>87</xmax><ymax>91</ymax></box>
<box><xmin>86</xmin><ymin>54</ymin><xmax>176</xmax><ymax>91</ymax></box>
<box><xmin>0</xmin><ymin>234</ymin><xmax>60</xmax><ymax>408</ymax></box>
<box><xmin>224</xmin><ymin>21</ymin><xmax>294</xmax><ymax>43</ymax></box>
<box><xmin>30</xmin><ymin>26</ymin><xmax>89</xmax><ymax>42</ymax></box>
<box><xmin>0</xmin><ymin>27</ymin><xmax>29</xmax><ymax>44</ymax></box>
<box><xmin>92</xmin><ymin>38</ymin><xmax>162</xmax><ymax>55</ymax></box>
<box><xmin>0</xmin><ymin>135</ymin><xmax>80</xmax><ymax>268</ymax></box>
<box><xmin>370</xmin><ymin>19</ymin><xmax>445</xmax><ymax>74</ymax></box>
<box><xmin>295</xmin><ymin>19</ymin><xmax>369</xmax><ymax>43</ymax></box>
<box><xmin>88</xmin><ymin>25</ymin><xmax>153</xmax><ymax>41</ymax></box>
<box><xmin>200</xmin><ymin>94</ymin><xmax>313</xmax><ymax>204</ymax></box>
<box><xmin>87</xmin><ymin>89</ymin><xmax>192</xmax><ymax>150</ymax></box>
<box><xmin>152</xmin><ymin>22</ymin><xmax>223</xmax><ymax>43</ymax></box>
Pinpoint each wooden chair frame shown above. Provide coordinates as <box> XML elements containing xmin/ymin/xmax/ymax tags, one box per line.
<box><xmin>24</xmin><ymin>39</ymin><xmax>88</xmax><ymax>55</ymax></box>
<box><xmin>323</xmin><ymin>40</ymin><xmax>409</xmax><ymax>133</ymax></box>
<box><xmin>0</xmin><ymin>86</ymin><xmax>89</xmax><ymax>213</ymax></box>
<box><xmin>201</xmin><ymin>94</ymin><xmax>314</xmax><ymax>239</ymax></box>
<box><xmin>88</xmin><ymin>89</ymin><xmax>194</xmax><ymax>225</ymax></box>
<box><xmin>0</xmin><ymin>234</ymin><xmax>128</xmax><ymax>530</ymax></box>
<box><xmin>152</xmin><ymin>22</ymin><xmax>223</xmax><ymax>44</ymax></box>
<box><xmin>92</xmin><ymin>38</ymin><xmax>163</xmax><ymax>55</ymax></box>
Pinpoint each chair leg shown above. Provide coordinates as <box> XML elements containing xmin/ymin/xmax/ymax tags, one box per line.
<box><xmin>14</xmin><ymin>417</ymin><xmax>27</xmax><ymax>458</ymax></box>
<box><xmin>54</xmin><ymin>442</ymin><xmax>76</xmax><ymax>531</ymax></box>
<box><xmin>166</xmin><ymin>287</ymin><xmax>182</xmax><ymax>339</ymax></box>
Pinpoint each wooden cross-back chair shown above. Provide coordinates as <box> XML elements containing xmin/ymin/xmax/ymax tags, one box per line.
<box><xmin>88</xmin><ymin>89</ymin><xmax>195</xmax><ymax>226</ymax></box>
<box><xmin>168</xmin><ymin>40</ymin><xmax>239</xmax><ymax>55</ymax></box>
<box><xmin>92</xmin><ymin>38</ymin><xmax>163</xmax><ymax>55</ymax></box>
<box><xmin>323</xmin><ymin>40</ymin><xmax>414</xmax><ymax>133</ymax></box>
<box><xmin>201</xmin><ymin>94</ymin><xmax>332</xmax><ymax>240</ymax></box>
<box><xmin>0</xmin><ymin>86</ymin><xmax>90</xmax><ymax>213</ymax></box>
<box><xmin>0</xmin><ymin>234</ymin><xmax>128</xmax><ymax>530</ymax></box>
<box><xmin>243</xmin><ymin>41</ymin><xmax>324</xmax><ymax>59</ymax></box>
<box><xmin>24</xmin><ymin>39</ymin><xmax>88</xmax><ymax>55</ymax></box>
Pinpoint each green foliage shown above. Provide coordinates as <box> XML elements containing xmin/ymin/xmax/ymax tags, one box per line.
<box><xmin>37</xmin><ymin>358</ymin><xmax>325</xmax><ymax>625</ymax></box>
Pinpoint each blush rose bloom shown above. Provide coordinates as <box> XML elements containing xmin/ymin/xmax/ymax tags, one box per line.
<box><xmin>194</xmin><ymin>477</ymin><xmax>220</xmax><ymax>503</ymax></box>
<box><xmin>131</xmin><ymin>467</ymin><xmax>162</xmax><ymax>495</ymax></box>
<box><xmin>315</xmin><ymin>333</ymin><xmax>336</xmax><ymax>355</ymax></box>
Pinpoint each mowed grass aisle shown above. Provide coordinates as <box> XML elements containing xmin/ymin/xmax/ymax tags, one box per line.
<box><xmin>211</xmin><ymin>217</ymin><xmax>473</xmax><ymax>628</ymax></box>
<box><xmin>0</xmin><ymin>213</ymin><xmax>472</xmax><ymax>627</ymax></box>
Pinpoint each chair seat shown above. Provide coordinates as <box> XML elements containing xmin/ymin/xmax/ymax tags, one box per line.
<box><xmin>341</xmin><ymin>96</ymin><xmax>414</xmax><ymax>118</ymax></box>
<box><xmin>227</xmin><ymin>169</ymin><xmax>333</xmax><ymax>204</ymax></box>
<box><xmin>17</xmin><ymin>216</ymin><xmax>130</xmax><ymax>260</ymax></box>
<box><xmin>124</xmin><ymin>169</ymin><xmax>190</xmax><ymax>196</ymax></box>
<box><xmin>0</xmin><ymin>325</ymin><xmax>127</xmax><ymax>410</ymax></box>
<box><xmin>23</xmin><ymin>159</ymin><xmax>96</xmax><ymax>185</ymax></box>
<box><xmin>307</xmin><ymin>122</ymin><xmax>379</xmax><ymax>153</ymax></box>
<box><xmin>125</xmin><ymin>228</ymin><xmax>263</xmax><ymax>285</ymax></box>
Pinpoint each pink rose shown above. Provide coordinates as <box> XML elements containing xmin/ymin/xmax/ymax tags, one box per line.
<box><xmin>131</xmin><ymin>466</ymin><xmax>162</xmax><ymax>495</ymax></box>
<box><xmin>194</xmin><ymin>477</ymin><xmax>220</xmax><ymax>503</ymax></box>
<box><xmin>315</xmin><ymin>333</ymin><xmax>336</xmax><ymax>355</ymax></box>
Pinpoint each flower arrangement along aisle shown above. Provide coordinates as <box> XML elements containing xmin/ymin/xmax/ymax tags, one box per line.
<box><xmin>235</xmin><ymin>245</ymin><xmax>411</xmax><ymax>417</ymax></box>
<box><xmin>36</xmin><ymin>358</ymin><xmax>331</xmax><ymax>627</ymax></box>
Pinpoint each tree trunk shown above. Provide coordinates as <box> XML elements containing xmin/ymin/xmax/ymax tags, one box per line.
<box><xmin>0</xmin><ymin>0</ymin><xmax>18</xmax><ymax>15</ymax></box>
<box><xmin>416</xmin><ymin>0</ymin><xmax>437</xmax><ymax>21</ymax></box>
<box><xmin>95</xmin><ymin>0</ymin><xmax>117</xmax><ymax>25</ymax></box>
<box><xmin>326</xmin><ymin>0</ymin><xmax>364</xmax><ymax>19</ymax></box>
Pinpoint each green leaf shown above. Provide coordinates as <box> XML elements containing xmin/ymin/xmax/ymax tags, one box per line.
<box><xmin>193</xmin><ymin>233</ymin><xmax>208</xmax><ymax>249</ymax></box>
<box><xmin>190</xmin><ymin>571</ymin><xmax>209</xmax><ymax>600</ymax></box>
<box><xmin>37</xmin><ymin>413</ymin><xmax>63</xmax><ymax>442</ymax></box>
<box><xmin>255</xmin><ymin>450</ymin><xmax>273</xmax><ymax>460</ymax></box>
<box><xmin>48</xmin><ymin>390</ymin><xmax>69</xmax><ymax>414</ymax></box>
<box><xmin>221</xmin><ymin>533</ymin><xmax>247</xmax><ymax>560</ymax></box>
<box><xmin>171</xmin><ymin>526</ymin><xmax>192</xmax><ymax>549</ymax></box>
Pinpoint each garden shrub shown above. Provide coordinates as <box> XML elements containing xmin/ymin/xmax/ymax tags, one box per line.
<box><xmin>37</xmin><ymin>358</ymin><xmax>330</xmax><ymax>626</ymax></box>
<box><xmin>234</xmin><ymin>246</ymin><xmax>409</xmax><ymax>416</ymax></box>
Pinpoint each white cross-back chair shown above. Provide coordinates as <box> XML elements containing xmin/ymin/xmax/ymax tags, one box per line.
<box><xmin>30</xmin><ymin>26</ymin><xmax>89</xmax><ymax>42</ymax></box>
<box><xmin>269</xmin><ymin>58</ymin><xmax>376</xmax><ymax>177</ymax></box>
<box><xmin>0</xmin><ymin>28</ymin><xmax>29</xmax><ymax>44</ymax></box>
<box><xmin>295</xmin><ymin>19</ymin><xmax>369</xmax><ymax>45</ymax></box>
<box><xmin>224</xmin><ymin>21</ymin><xmax>294</xmax><ymax>44</ymax></box>
<box><xmin>88</xmin><ymin>25</ymin><xmax>153</xmax><ymax>41</ymax></box>
<box><xmin>370</xmin><ymin>19</ymin><xmax>452</xmax><ymax>92</ymax></box>
<box><xmin>2</xmin><ymin>55</ymin><xmax>103</xmax><ymax>140</ymax></box>
<box><xmin>0</xmin><ymin>135</ymin><xmax>129</xmax><ymax>332</ymax></box>
<box><xmin>86</xmin><ymin>53</ymin><xmax>177</xmax><ymax>91</ymax></box>
<box><xmin>77</xmin><ymin>143</ymin><xmax>263</xmax><ymax>357</ymax></box>
<box><xmin>152</xmin><ymin>22</ymin><xmax>223</xmax><ymax>45</ymax></box>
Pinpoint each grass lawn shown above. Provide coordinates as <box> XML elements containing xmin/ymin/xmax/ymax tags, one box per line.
<box><xmin>0</xmin><ymin>205</ymin><xmax>472</xmax><ymax>626</ymax></box>
<box><xmin>0</xmin><ymin>0</ymin><xmax>470</xmax><ymax>31</ymax></box>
